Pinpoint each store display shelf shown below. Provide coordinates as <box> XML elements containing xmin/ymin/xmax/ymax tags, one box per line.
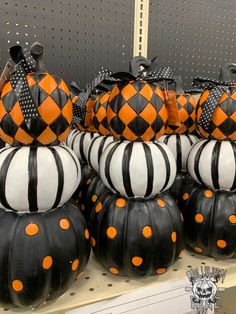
<box><xmin>1</xmin><ymin>250</ymin><xmax>236</xmax><ymax>314</ymax></box>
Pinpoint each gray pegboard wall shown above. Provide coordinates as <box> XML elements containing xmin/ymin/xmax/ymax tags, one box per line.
<box><xmin>0</xmin><ymin>0</ymin><xmax>134</xmax><ymax>87</ymax></box>
<box><xmin>148</xmin><ymin>0</ymin><xmax>236</xmax><ymax>88</ymax></box>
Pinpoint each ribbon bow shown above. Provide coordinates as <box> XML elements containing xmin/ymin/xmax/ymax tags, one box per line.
<box><xmin>9</xmin><ymin>45</ymin><xmax>39</xmax><ymax>129</ymax></box>
<box><xmin>193</xmin><ymin>76</ymin><xmax>236</xmax><ymax>131</ymax></box>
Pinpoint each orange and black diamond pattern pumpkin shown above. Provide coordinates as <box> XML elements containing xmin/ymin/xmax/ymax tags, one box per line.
<box><xmin>88</xmin><ymin>190</ymin><xmax>184</xmax><ymax>277</ymax></box>
<box><xmin>0</xmin><ymin>44</ymin><xmax>72</xmax><ymax>146</ymax></box>
<box><xmin>92</xmin><ymin>92</ymin><xmax>110</xmax><ymax>135</ymax></box>
<box><xmin>195</xmin><ymin>63</ymin><xmax>236</xmax><ymax>140</ymax></box>
<box><xmin>107</xmin><ymin>81</ymin><xmax>167</xmax><ymax>141</ymax></box>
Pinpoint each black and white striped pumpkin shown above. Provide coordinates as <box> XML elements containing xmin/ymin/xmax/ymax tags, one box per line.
<box><xmin>88</xmin><ymin>135</ymin><xmax>115</xmax><ymax>173</ymax></box>
<box><xmin>158</xmin><ymin>134</ymin><xmax>198</xmax><ymax>171</ymax></box>
<box><xmin>187</xmin><ymin>139</ymin><xmax>236</xmax><ymax>191</ymax></box>
<box><xmin>99</xmin><ymin>141</ymin><xmax>176</xmax><ymax>198</ymax></box>
<box><xmin>65</xmin><ymin>129</ymin><xmax>77</xmax><ymax>147</ymax></box>
<box><xmin>66</xmin><ymin>130</ymin><xmax>99</xmax><ymax>163</ymax></box>
<box><xmin>0</xmin><ymin>145</ymin><xmax>81</xmax><ymax>212</ymax></box>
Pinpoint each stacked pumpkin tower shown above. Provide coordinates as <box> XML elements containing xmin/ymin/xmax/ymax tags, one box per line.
<box><xmin>71</xmin><ymin>57</ymin><xmax>185</xmax><ymax>277</ymax></box>
<box><xmin>179</xmin><ymin>63</ymin><xmax>236</xmax><ymax>259</ymax></box>
<box><xmin>0</xmin><ymin>43</ymin><xmax>90</xmax><ymax>309</ymax></box>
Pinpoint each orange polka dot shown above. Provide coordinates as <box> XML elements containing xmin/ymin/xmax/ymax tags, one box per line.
<box><xmin>12</xmin><ymin>280</ymin><xmax>23</xmax><ymax>292</ymax></box>
<box><xmin>194</xmin><ymin>246</ymin><xmax>203</xmax><ymax>253</ymax></box>
<box><xmin>156</xmin><ymin>268</ymin><xmax>167</xmax><ymax>275</ymax></box>
<box><xmin>109</xmin><ymin>267</ymin><xmax>119</xmax><ymax>275</ymax></box>
<box><xmin>95</xmin><ymin>202</ymin><xmax>103</xmax><ymax>213</ymax></box>
<box><xmin>25</xmin><ymin>223</ymin><xmax>39</xmax><ymax>236</ymax></box>
<box><xmin>229</xmin><ymin>215</ymin><xmax>236</xmax><ymax>224</ymax></box>
<box><xmin>132</xmin><ymin>256</ymin><xmax>143</xmax><ymax>266</ymax></box>
<box><xmin>42</xmin><ymin>256</ymin><xmax>53</xmax><ymax>270</ymax></box>
<box><xmin>183</xmin><ymin>193</ymin><xmax>189</xmax><ymax>201</ymax></box>
<box><xmin>115</xmin><ymin>198</ymin><xmax>126</xmax><ymax>208</ymax></box>
<box><xmin>157</xmin><ymin>199</ymin><xmax>166</xmax><ymax>207</ymax></box>
<box><xmin>85</xmin><ymin>229</ymin><xmax>90</xmax><ymax>239</ymax></box>
<box><xmin>195</xmin><ymin>214</ymin><xmax>204</xmax><ymax>223</ymax></box>
<box><xmin>60</xmin><ymin>218</ymin><xmax>70</xmax><ymax>230</ymax></box>
<box><xmin>90</xmin><ymin>237</ymin><xmax>96</xmax><ymax>247</ymax></box>
<box><xmin>72</xmin><ymin>259</ymin><xmax>79</xmax><ymax>271</ymax></box>
<box><xmin>171</xmin><ymin>232</ymin><xmax>177</xmax><ymax>243</ymax></box>
<box><xmin>142</xmin><ymin>226</ymin><xmax>152</xmax><ymax>238</ymax></box>
<box><xmin>106</xmin><ymin>226</ymin><xmax>118</xmax><ymax>239</ymax></box>
<box><xmin>204</xmin><ymin>190</ymin><xmax>213</xmax><ymax>198</ymax></box>
<box><xmin>92</xmin><ymin>195</ymin><xmax>97</xmax><ymax>202</ymax></box>
<box><xmin>217</xmin><ymin>240</ymin><xmax>227</xmax><ymax>249</ymax></box>
<box><xmin>86</xmin><ymin>179</ymin><xmax>91</xmax><ymax>185</ymax></box>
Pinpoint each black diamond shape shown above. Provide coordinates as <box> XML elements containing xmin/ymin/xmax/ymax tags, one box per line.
<box><xmin>128</xmin><ymin>94</ymin><xmax>148</xmax><ymax>113</ymax></box>
<box><xmin>2</xmin><ymin>90</ymin><xmax>17</xmax><ymax>112</ymax></box>
<box><xmin>218</xmin><ymin>117</ymin><xmax>236</xmax><ymax>135</ymax></box>
<box><xmin>219</xmin><ymin>97</ymin><xmax>236</xmax><ymax>116</ymax></box>
<box><xmin>101</xmin><ymin>117</ymin><xmax>108</xmax><ymax>128</ymax></box>
<box><xmin>109</xmin><ymin>94</ymin><xmax>126</xmax><ymax>114</ymax></box>
<box><xmin>50</xmin><ymin>114</ymin><xmax>68</xmax><ymax>134</ymax></box>
<box><xmin>150</xmin><ymin>93</ymin><xmax>164</xmax><ymax>111</ymax></box>
<box><xmin>51</xmin><ymin>88</ymin><xmax>68</xmax><ymax>108</ymax></box>
<box><xmin>128</xmin><ymin>116</ymin><xmax>149</xmax><ymax>136</ymax></box>
<box><xmin>133</xmin><ymin>81</ymin><xmax>146</xmax><ymax>92</ymax></box>
<box><xmin>184</xmin><ymin>117</ymin><xmax>194</xmax><ymax>128</ymax></box>
<box><xmin>52</xmin><ymin>75</ymin><xmax>62</xmax><ymax>85</ymax></box>
<box><xmin>1</xmin><ymin>114</ymin><xmax>18</xmax><ymax>136</ymax></box>
<box><xmin>183</xmin><ymin>101</ymin><xmax>195</xmax><ymax>114</ymax></box>
<box><xmin>110</xmin><ymin>116</ymin><xmax>126</xmax><ymax>134</ymax></box>
<box><xmin>30</xmin><ymin>85</ymin><xmax>48</xmax><ymax>105</ymax></box>
<box><xmin>24</xmin><ymin>116</ymin><xmax>48</xmax><ymax>138</ymax></box>
<box><xmin>93</xmin><ymin>117</ymin><xmax>99</xmax><ymax>130</ymax></box>
<box><xmin>151</xmin><ymin>115</ymin><xmax>165</xmax><ymax>130</ymax></box>
<box><xmin>29</xmin><ymin>73</ymin><xmax>47</xmax><ymax>83</ymax></box>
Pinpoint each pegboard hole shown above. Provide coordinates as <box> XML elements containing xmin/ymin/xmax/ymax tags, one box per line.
<box><xmin>89</xmin><ymin>288</ymin><xmax>94</xmax><ymax>291</ymax></box>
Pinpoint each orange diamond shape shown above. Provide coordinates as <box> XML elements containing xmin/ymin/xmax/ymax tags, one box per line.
<box><xmin>0</xmin><ymin>101</ymin><xmax>7</xmax><ymax>120</ymax></box>
<box><xmin>139</xmin><ymin>84</ymin><xmax>153</xmax><ymax>101</ymax></box>
<box><xmin>199</xmin><ymin>90</ymin><xmax>210</xmax><ymax>106</ymax></box>
<box><xmin>121</xmin><ymin>83</ymin><xmax>137</xmax><ymax>101</ymax></box>
<box><xmin>211</xmin><ymin>128</ymin><xmax>226</xmax><ymax>140</ymax></box>
<box><xmin>62</xmin><ymin>100</ymin><xmax>72</xmax><ymax>123</ymax></box>
<box><xmin>38</xmin><ymin>74</ymin><xmax>58</xmax><ymax>95</ymax></box>
<box><xmin>100</xmin><ymin>93</ymin><xmax>109</xmax><ymax>105</ymax></box>
<box><xmin>58</xmin><ymin>79</ymin><xmax>69</xmax><ymax>96</ymax></box>
<box><xmin>0</xmin><ymin>127</ymin><xmax>14</xmax><ymax>145</ymax></box>
<box><xmin>158</xmin><ymin>105</ymin><xmax>168</xmax><ymax>124</ymax></box>
<box><xmin>179</xmin><ymin>107</ymin><xmax>189</xmax><ymax>122</ymax></box>
<box><xmin>37</xmin><ymin>126</ymin><xmax>57</xmax><ymax>145</ymax></box>
<box><xmin>228</xmin><ymin>131</ymin><xmax>236</xmax><ymax>140</ymax></box>
<box><xmin>230</xmin><ymin>91</ymin><xmax>236</xmax><ymax>101</ymax></box>
<box><xmin>141</xmin><ymin>127</ymin><xmax>155</xmax><ymax>141</ymax></box>
<box><xmin>122</xmin><ymin>126</ymin><xmax>137</xmax><ymax>141</ymax></box>
<box><xmin>96</xmin><ymin>106</ymin><xmax>107</xmax><ymax>122</ymax></box>
<box><xmin>177</xmin><ymin>95</ymin><xmax>187</xmax><ymax>107</ymax></box>
<box><xmin>218</xmin><ymin>92</ymin><xmax>230</xmax><ymax>104</ymax></box>
<box><xmin>107</xmin><ymin>105</ymin><xmax>116</xmax><ymax>124</ymax></box>
<box><xmin>109</xmin><ymin>85</ymin><xmax>120</xmax><ymax>102</ymax></box>
<box><xmin>38</xmin><ymin>96</ymin><xmax>61</xmax><ymax>124</ymax></box>
<box><xmin>230</xmin><ymin>111</ymin><xmax>236</xmax><ymax>122</ymax></box>
<box><xmin>1</xmin><ymin>81</ymin><xmax>13</xmax><ymax>98</ymax></box>
<box><xmin>211</xmin><ymin>108</ymin><xmax>228</xmax><ymax>126</ymax></box>
<box><xmin>140</xmin><ymin>103</ymin><xmax>157</xmax><ymax>124</ymax></box>
<box><xmin>99</xmin><ymin>125</ymin><xmax>110</xmax><ymax>136</ymax></box>
<box><xmin>27</xmin><ymin>74</ymin><xmax>37</xmax><ymax>88</ymax></box>
<box><xmin>154</xmin><ymin>86</ymin><xmax>165</xmax><ymax>101</ymax></box>
<box><xmin>155</xmin><ymin>125</ymin><xmax>166</xmax><ymax>139</ymax></box>
<box><xmin>118</xmin><ymin>103</ymin><xmax>137</xmax><ymax>124</ymax></box>
<box><xmin>58</xmin><ymin>126</ymin><xmax>70</xmax><ymax>142</ymax></box>
<box><xmin>15</xmin><ymin>127</ymin><xmax>33</xmax><ymax>144</ymax></box>
<box><xmin>10</xmin><ymin>101</ymin><xmax>24</xmax><ymax>126</ymax></box>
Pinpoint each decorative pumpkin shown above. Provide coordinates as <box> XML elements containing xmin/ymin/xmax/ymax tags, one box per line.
<box><xmin>106</xmin><ymin>57</ymin><xmax>168</xmax><ymax>142</ymax></box>
<box><xmin>77</xmin><ymin>97</ymin><xmax>96</xmax><ymax>132</ymax></box>
<box><xmin>92</xmin><ymin>92</ymin><xmax>110</xmax><ymax>135</ymax></box>
<box><xmin>195</xmin><ymin>63</ymin><xmax>236</xmax><ymax>140</ymax></box>
<box><xmin>76</xmin><ymin>173</ymin><xmax>107</xmax><ymax>221</ymax></box>
<box><xmin>0</xmin><ymin>200</ymin><xmax>90</xmax><ymax>308</ymax></box>
<box><xmin>88</xmin><ymin>191</ymin><xmax>184</xmax><ymax>277</ymax></box>
<box><xmin>0</xmin><ymin>43</ymin><xmax>72</xmax><ymax>146</ymax></box>
<box><xmin>99</xmin><ymin>141</ymin><xmax>176</xmax><ymax>198</ymax></box>
<box><xmin>158</xmin><ymin>134</ymin><xmax>198</xmax><ymax>171</ymax></box>
<box><xmin>187</xmin><ymin>139</ymin><xmax>236</xmax><ymax>191</ymax></box>
<box><xmin>168</xmin><ymin>171</ymin><xmax>194</xmax><ymax>201</ymax></box>
<box><xmin>179</xmin><ymin>180</ymin><xmax>236</xmax><ymax>259</ymax></box>
<box><xmin>65</xmin><ymin>130</ymin><xmax>99</xmax><ymax>163</ymax></box>
<box><xmin>165</xmin><ymin>77</ymin><xmax>197</xmax><ymax>134</ymax></box>
<box><xmin>88</xmin><ymin>134</ymin><xmax>115</xmax><ymax>173</ymax></box>
<box><xmin>64</xmin><ymin>129</ymin><xmax>77</xmax><ymax>147</ymax></box>
<box><xmin>0</xmin><ymin>145</ymin><xmax>80</xmax><ymax>212</ymax></box>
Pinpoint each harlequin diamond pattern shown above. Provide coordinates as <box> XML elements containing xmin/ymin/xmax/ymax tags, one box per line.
<box><xmin>0</xmin><ymin>73</ymin><xmax>72</xmax><ymax>146</ymax></box>
<box><xmin>166</xmin><ymin>93</ymin><xmax>197</xmax><ymax>134</ymax></box>
<box><xmin>107</xmin><ymin>81</ymin><xmax>167</xmax><ymax>141</ymax></box>
<box><xmin>197</xmin><ymin>87</ymin><xmax>236</xmax><ymax>140</ymax></box>
<box><xmin>93</xmin><ymin>93</ymin><xmax>110</xmax><ymax>135</ymax></box>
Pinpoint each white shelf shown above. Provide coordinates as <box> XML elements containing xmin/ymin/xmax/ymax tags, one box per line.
<box><xmin>1</xmin><ymin>250</ymin><xmax>236</xmax><ymax>314</ymax></box>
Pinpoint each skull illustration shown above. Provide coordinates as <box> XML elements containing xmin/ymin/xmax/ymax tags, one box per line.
<box><xmin>193</xmin><ymin>278</ymin><xmax>217</xmax><ymax>300</ymax></box>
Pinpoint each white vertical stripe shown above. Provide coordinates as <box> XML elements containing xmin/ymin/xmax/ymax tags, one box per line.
<box><xmin>218</xmin><ymin>142</ymin><xmax>235</xmax><ymax>189</ymax></box>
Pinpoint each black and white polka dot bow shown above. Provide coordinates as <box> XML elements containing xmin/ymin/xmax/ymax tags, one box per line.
<box><xmin>193</xmin><ymin>77</ymin><xmax>235</xmax><ymax>131</ymax></box>
<box><xmin>9</xmin><ymin>45</ymin><xmax>38</xmax><ymax>129</ymax></box>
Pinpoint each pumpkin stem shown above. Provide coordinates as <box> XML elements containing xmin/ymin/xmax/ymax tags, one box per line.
<box><xmin>129</xmin><ymin>56</ymin><xmax>151</xmax><ymax>77</ymax></box>
<box><xmin>30</xmin><ymin>42</ymin><xmax>47</xmax><ymax>72</ymax></box>
<box><xmin>174</xmin><ymin>76</ymin><xmax>184</xmax><ymax>94</ymax></box>
<box><xmin>219</xmin><ymin>62</ymin><xmax>236</xmax><ymax>83</ymax></box>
